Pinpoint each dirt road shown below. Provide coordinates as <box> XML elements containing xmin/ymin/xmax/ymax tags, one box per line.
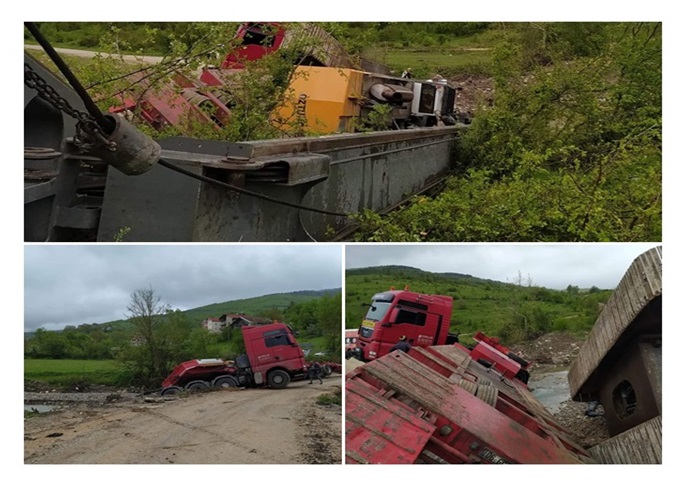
<box><xmin>24</xmin><ymin>44</ymin><xmax>164</xmax><ymax>64</ymax></box>
<box><xmin>24</xmin><ymin>379</ymin><xmax>341</xmax><ymax>464</ymax></box>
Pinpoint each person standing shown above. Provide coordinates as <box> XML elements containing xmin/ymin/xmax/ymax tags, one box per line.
<box><xmin>308</xmin><ymin>362</ymin><xmax>323</xmax><ymax>384</ymax></box>
<box><xmin>390</xmin><ymin>335</ymin><xmax>411</xmax><ymax>353</ymax></box>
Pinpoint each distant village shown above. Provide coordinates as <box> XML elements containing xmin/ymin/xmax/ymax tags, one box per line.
<box><xmin>200</xmin><ymin>313</ymin><xmax>272</xmax><ymax>333</ymax></box>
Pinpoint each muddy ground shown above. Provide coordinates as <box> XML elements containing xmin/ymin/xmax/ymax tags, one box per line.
<box><xmin>509</xmin><ymin>332</ymin><xmax>610</xmax><ymax>448</ymax></box>
<box><xmin>24</xmin><ymin>377</ymin><xmax>342</xmax><ymax>464</ymax></box>
<box><xmin>448</xmin><ymin>74</ymin><xmax>495</xmax><ymax>118</ymax></box>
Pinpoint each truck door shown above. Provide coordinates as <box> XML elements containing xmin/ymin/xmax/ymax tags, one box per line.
<box><xmin>248</xmin><ymin>327</ymin><xmax>305</xmax><ymax>374</ymax></box>
<box><xmin>384</xmin><ymin>302</ymin><xmax>443</xmax><ymax>354</ymax></box>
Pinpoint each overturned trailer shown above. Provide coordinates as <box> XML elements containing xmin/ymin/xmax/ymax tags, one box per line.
<box><xmin>345</xmin><ymin>344</ymin><xmax>593</xmax><ymax>464</ymax></box>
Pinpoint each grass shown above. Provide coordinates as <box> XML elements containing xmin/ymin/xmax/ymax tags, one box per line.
<box><xmin>316</xmin><ymin>388</ymin><xmax>342</xmax><ymax>406</ymax></box>
<box><xmin>24</xmin><ymin>359</ymin><xmax>123</xmax><ymax>387</ymax></box>
<box><xmin>385</xmin><ymin>48</ymin><xmax>494</xmax><ymax>78</ymax></box>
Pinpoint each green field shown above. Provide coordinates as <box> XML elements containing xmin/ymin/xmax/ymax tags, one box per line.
<box><xmin>385</xmin><ymin>48</ymin><xmax>493</xmax><ymax>78</ymax></box>
<box><xmin>24</xmin><ymin>359</ymin><xmax>123</xmax><ymax>387</ymax></box>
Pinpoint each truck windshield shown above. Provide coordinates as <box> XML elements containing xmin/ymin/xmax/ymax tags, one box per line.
<box><xmin>365</xmin><ymin>302</ymin><xmax>391</xmax><ymax>322</ymax></box>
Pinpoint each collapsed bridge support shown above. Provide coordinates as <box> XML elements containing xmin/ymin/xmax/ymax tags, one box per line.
<box><xmin>568</xmin><ymin>246</ymin><xmax>662</xmax><ymax>464</ymax></box>
<box><xmin>97</xmin><ymin>127</ymin><xmax>461</xmax><ymax>242</ymax></box>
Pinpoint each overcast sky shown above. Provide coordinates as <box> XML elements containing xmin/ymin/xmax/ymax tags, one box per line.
<box><xmin>346</xmin><ymin>243</ymin><xmax>659</xmax><ymax>290</ymax></box>
<box><xmin>24</xmin><ymin>245</ymin><xmax>342</xmax><ymax>332</ymax></box>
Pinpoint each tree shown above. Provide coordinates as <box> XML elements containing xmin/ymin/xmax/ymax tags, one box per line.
<box><xmin>262</xmin><ymin>307</ymin><xmax>285</xmax><ymax>322</ymax></box>
<box><xmin>121</xmin><ymin>286</ymin><xmax>172</xmax><ymax>388</ymax></box>
<box><xmin>317</xmin><ymin>293</ymin><xmax>342</xmax><ymax>356</ymax></box>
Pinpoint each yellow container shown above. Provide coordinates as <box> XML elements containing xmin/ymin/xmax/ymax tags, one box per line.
<box><xmin>276</xmin><ymin>66</ymin><xmax>363</xmax><ymax>134</ymax></box>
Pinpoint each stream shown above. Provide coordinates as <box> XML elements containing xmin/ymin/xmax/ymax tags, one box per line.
<box><xmin>528</xmin><ymin>370</ymin><xmax>571</xmax><ymax>413</ymax></box>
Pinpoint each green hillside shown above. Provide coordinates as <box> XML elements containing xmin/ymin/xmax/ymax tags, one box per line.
<box><xmin>85</xmin><ymin>288</ymin><xmax>340</xmax><ymax>333</ymax></box>
<box><xmin>346</xmin><ymin>266</ymin><xmax>612</xmax><ymax>344</ymax></box>
<box><xmin>180</xmin><ymin>289</ymin><xmax>338</xmax><ymax>323</ymax></box>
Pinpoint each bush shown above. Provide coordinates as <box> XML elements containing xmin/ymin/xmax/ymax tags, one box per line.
<box><xmin>316</xmin><ymin>389</ymin><xmax>341</xmax><ymax>406</ymax></box>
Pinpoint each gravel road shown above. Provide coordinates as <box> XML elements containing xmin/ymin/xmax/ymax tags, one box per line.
<box><xmin>24</xmin><ymin>378</ymin><xmax>341</xmax><ymax>464</ymax></box>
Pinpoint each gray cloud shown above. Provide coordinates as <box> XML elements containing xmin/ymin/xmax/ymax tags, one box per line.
<box><xmin>24</xmin><ymin>245</ymin><xmax>342</xmax><ymax>332</ymax></box>
<box><xmin>345</xmin><ymin>243</ymin><xmax>659</xmax><ymax>290</ymax></box>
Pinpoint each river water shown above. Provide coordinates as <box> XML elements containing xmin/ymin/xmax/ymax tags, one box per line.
<box><xmin>24</xmin><ymin>404</ymin><xmax>59</xmax><ymax>413</ymax></box>
<box><xmin>528</xmin><ymin>370</ymin><xmax>571</xmax><ymax>413</ymax></box>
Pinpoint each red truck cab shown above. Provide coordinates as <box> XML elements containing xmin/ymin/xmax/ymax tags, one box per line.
<box><xmin>220</xmin><ymin>22</ymin><xmax>286</xmax><ymax>69</ymax></box>
<box><xmin>349</xmin><ymin>289</ymin><xmax>458</xmax><ymax>361</ymax></box>
<box><xmin>160</xmin><ymin>322</ymin><xmax>308</xmax><ymax>394</ymax></box>
<box><xmin>348</xmin><ymin>288</ymin><xmax>530</xmax><ymax>384</ymax></box>
<box><xmin>344</xmin><ymin>329</ymin><xmax>359</xmax><ymax>354</ymax></box>
<box><xmin>242</xmin><ymin>322</ymin><xmax>308</xmax><ymax>387</ymax></box>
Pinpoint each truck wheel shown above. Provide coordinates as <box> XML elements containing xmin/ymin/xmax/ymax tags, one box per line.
<box><xmin>161</xmin><ymin>386</ymin><xmax>182</xmax><ymax>396</ymax></box>
<box><xmin>185</xmin><ymin>380</ymin><xmax>210</xmax><ymax>393</ymax></box>
<box><xmin>267</xmin><ymin>370</ymin><xmax>291</xmax><ymax>389</ymax></box>
<box><xmin>322</xmin><ymin>365</ymin><xmax>333</xmax><ymax>376</ymax></box>
<box><xmin>507</xmin><ymin>352</ymin><xmax>530</xmax><ymax>368</ymax></box>
<box><xmin>515</xmin><ymin>369</ymin><xmax>530</xmax><ymax>385</ymax></box>
<box><xmin>213</xmin><ymin>376</ymin><xmax>238</xmax><ymax>389</ymax></box>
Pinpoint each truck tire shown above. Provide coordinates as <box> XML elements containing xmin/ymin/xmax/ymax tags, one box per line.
<box><xmin>267</xmin><ymin>370</ymin><xmax>291</xmax><ymax>389</ymax></box>
<box><xmin>322</xmin><ymin>365</ymin><xmax>333</xmax><ymax>376</ymax></box>
<box><xmin>161</xmin><ymin>386</ymin><xmax>183</xmax><ymax>396</ymax></box>
<box><xmin>507</xmin><ymin>352</ymin><xmax>530</xmax><ymax>368</ymax></box>
<box><xmin>515</xmin><ymin>369</ymin><xmax>530</xmax><ymax>385</ymax></box>
<box><xmin>477</xmin><ymin>358</ymin><xmax>494</xmax><ymax>369</ymax></box>
<box><xmin>212</xmin><ymin>376</ymin><xmax>238</xmax><ymax>389</ymax></box>
<box><xmin>185</xmin><ymin>380</ymin><xmax>210</xmax><ymax>392</ymax></box>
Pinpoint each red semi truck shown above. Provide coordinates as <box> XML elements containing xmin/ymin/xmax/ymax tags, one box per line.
<box><xmin>160</xmin><ymin>322</ymin><xmax>309</xmax><ymax>395</ymax></box>
<box><xmin>347</xmin><ymin>287</ymin><xmax>530</xmax><ymax>383</ymax></box>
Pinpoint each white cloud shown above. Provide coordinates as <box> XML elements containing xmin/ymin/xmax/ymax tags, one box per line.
<box><xmin>345</xmin><ymin>243</ymin><xmax>659</xmax><ymax>290</ymax></box>
<box><xmin>24</xmin><ymin>244</ymin><xmax>342</xmax><ymax>331</ymax></box>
